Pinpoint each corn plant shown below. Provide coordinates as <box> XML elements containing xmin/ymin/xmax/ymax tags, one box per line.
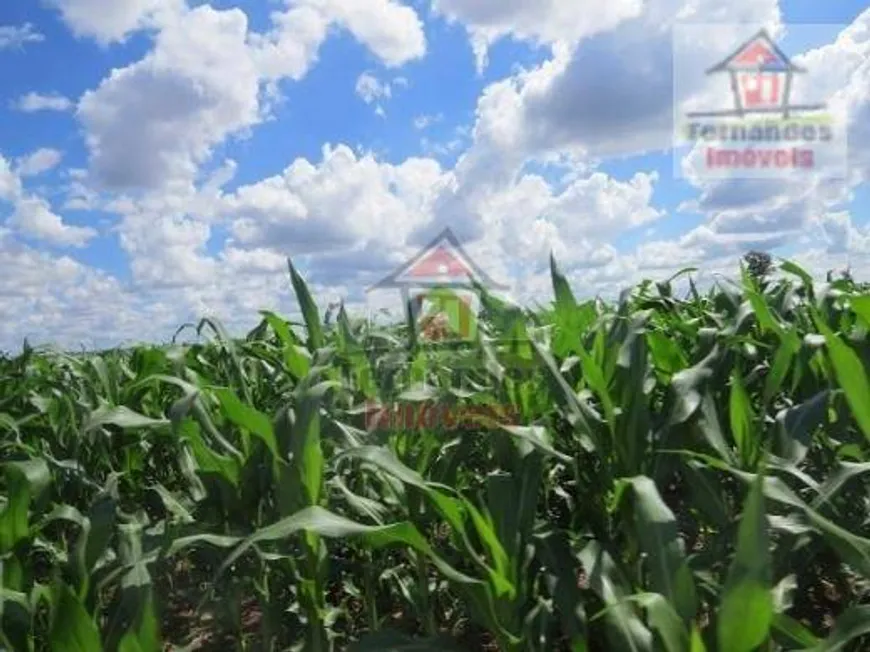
<box><xmin>1</xmin><ymin>255</ymin><xmax>869</xmax><ymax>651</ymax></box>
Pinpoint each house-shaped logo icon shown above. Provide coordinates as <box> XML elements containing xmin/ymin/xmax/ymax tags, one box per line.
<box><xmin>688</xmin><ymin>28</ymin><xmax>825</xmax><ymax>119</ymax></box>
<box><xmin>368</xmin><ymin>228</ymin><xmax>508</xmax><ymax>342</ymax></box>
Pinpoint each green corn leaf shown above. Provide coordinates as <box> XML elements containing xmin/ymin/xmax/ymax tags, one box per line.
<box><xmin>669</xmin><ymin>346</ymin><xmax>719</xmax><ymax>426</ymax></box>
<box><xmin>763</xmin><ymin>332</ymin><xmax>800</xmax><ymax>406</ymax></box>
<box><xmin>261</xmin><ymin>310</ymin><xmax>311</xmax><ymax>379</ymax></box>
<box><xmin>729</xmin><ymin>369</ymin><xmax>754</xmax><ymax>465</ymax></box>
<box><xmin>550</xmin><ymin>253</ymin><xmax>577</xmax><ymax>310</ymax></box>
<box><xmin>647</xmin><ymin>331</ymin><xmax>688</xmax><ymax>376</ymax></box>
<box><xmin>80</xmin><ymin>492</ymin><xmax>117</xmax><ymax>580</ymax></box>
<box><xmin>814</xmin><ymin>317</ymin><xmax>870</xmax><ymax>443</ymax></box>
<box><xmin>779</xmin><ymin>259</ymin><xmax>814</xmax><ymax>289</ymax></box>
<box><xmin>528</xmin><ymin>336</ymin><xmax>599</xmax><ymax>452</ymax></box>
<box><xmin>214</xmin><ymin>506</ymin><xmax>516</xmax><ymax>644</ymax></box>
<box><xmin>535</xmin><ymin>530</ymin><xmax>589</xmax><ymax>649</ymax></box>
<box><xmin>288</xmin><ymin>258</ymin><xmax>325</xmax><ymax>352</ymax></box>
<box><xmin>850</xmin><ymin>295</ymin><xmax>870</xmax><ymax>327</ymax></box>
<box><xmin>212</xmin><ymin>387</ymin><xmax>278</xmax><ymax>460</ymax></box>
<box><xmin>771</xmin><ymin>613</ymin><xmax>821</xmax><ymax>648</ymax></box>
<box><xmin>690</xmin><ymin>624</ymin><xmax>707</xmax><ymax>652</ymax></box>
<box><xmin>695</xmin><ymin>392</ymin><xmax>737</xmax><ymax>465</ymax></box>
<box><xmin>499</xmin><ymin>425</ymin><xmax>572</xmax><ymax>463</ymax></box>
<box><xmin>196</xmin><ymin>317</ymin><xmax>253</xmax><ymax>404</ymax></box>
<box><xmin>0</xmin><ymin>586</ymin><xmax>31</xmax><ymax>651</ymax></box>
<box><xmin>117</xmin><ymin>593</ymin><xmax>160</xmax><ymax>652</ymax></box>
<box><xmin>774</xmin><ymin>390</ymin><xmax>829</xmax><ymax>465</ymax></box>
<box><xmin>83</xmin><ymin>405</ymin><xmax>168</xmax><ymax>432</ymax></box>
<box><xmin>49</xmin><ymin>583</ymin><xmax>103</xmax><ymax>652</ymax></box>
<box><xmin>626</xmin><ymin>593</ymin><xmax>689</xmax><ymax>652</ymax></box>
<box><xmin>743</xmin><ymin>269</ymin><xmax>783</xmax><ymax>336</ymax></box>
<box><xmin>718</xmin><ymin>581</ymin><xmax>774</xmax><ymax>652</ymax></box>
<box><xmin>578</xmin><ymin>346</ymin><xmax>616</xmax><ymax>431</ymax></box>
<box><xmin>676</xmin><ymin>453</ymin><xmax>870</xmax><ymax>580</ymax></box>
<box><xmin>0</xmin><ymin>460</ymin><xmax>50</xmax><ymax>554</ymax></box>
<box><xmin>621</xmin><ymin>476</ymin><xmax>697</xmax><ymax>623</ymax></box>
<box><xmin>717</xmin><ymin>472</ymin><xmax>773</xmax><ymax>652</ymax></box>
<box><xmin>806</xmin><ymin>605</ymin><xmax>870</xmax><ymax>651</ymax></box>
<box><xmin>581</xmin><ymin>540</ymin><xmax>653</xmax><ymax>651</ymax></box>
<box><xmin>811</xmin><ymin>461</ymin><xmax>870</xmax><ymax>510</ymax></box>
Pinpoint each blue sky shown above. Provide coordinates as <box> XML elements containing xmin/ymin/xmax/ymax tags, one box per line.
<box><xmin>0</xmin><ymin>0</ymin><xmax>868</xmax><ymax>349</ymax></box>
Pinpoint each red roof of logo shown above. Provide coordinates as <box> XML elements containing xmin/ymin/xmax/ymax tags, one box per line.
<box><xmin>706</xmin><ymin>29</ymin><xmax>803</xmax><ymax>74</ymax></box>
<box><xmin>733</xmin><ymin>40</ymin><xmax>778</xmax><ymax>67</ymax></box>
<box><xmin>369</xmin><ymin>227</ymin><xmax>509</xmax><ymax>290</ymax></box>
<box><xmin>405</xmin><ymin>245</ymin><xmax>473</xmax><ymax>279</ymax></box>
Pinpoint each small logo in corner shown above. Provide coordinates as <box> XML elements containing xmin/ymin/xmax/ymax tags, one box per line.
<box><xmin>674</xmin><ymin>25</ymin><xmax>845</xmax><ymax>180</ymax></box>
<box><xmin>689</xmin><ymin>28</ymin><xmax>825</xmax><ymax>119</ymax></box>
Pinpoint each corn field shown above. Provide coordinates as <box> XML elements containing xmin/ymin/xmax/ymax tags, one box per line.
<box><xmin>2</xmin><ymin>256</ymin><xmax>870</xmax><ymax>651</ymax></box>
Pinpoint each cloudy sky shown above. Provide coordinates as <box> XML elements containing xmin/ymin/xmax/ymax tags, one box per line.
<box><xmin>0</xmin><ymin>0</ymin><xmax>868</xmax><ymax>350</ymax></box>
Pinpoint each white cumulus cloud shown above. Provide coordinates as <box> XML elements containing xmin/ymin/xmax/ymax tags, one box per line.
<box><xmin>12</xmin><ymin>92</ymin><xmax>74</xmax><ymax>113</ymax></box>
<box><xmin>17</xmin><ymin>149</ymin><xmax>64</xmax><ymax>177</ymax></box>
<box><xmin>0</xmin><ymin>23</ymin><xmax>44</xmax><ymax>50</ymax></box>
<box><xmin>76</xmin><ymin>0</ymin><xmax>427</xmax><ymax>191</ymax></box>
<box><xmin>8</xmin><ymin>198</ymin><xmax>97</xmax><ymax>248</ymax></box>
<box><xmin>432</xmin><ymin>0</ymin><xmax>643</xmax><ymax>71</ymax></box>
<box><xmin>45</xmin><ymin>0</ymin><xmax>180</xmax><ymax>43</ymax></box>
